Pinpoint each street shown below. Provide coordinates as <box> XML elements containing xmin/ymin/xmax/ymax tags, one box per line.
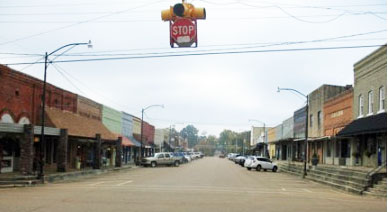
<box><xmin>0</xmin><ymin>157</ymin><xmax>386</xmax><ymax>212</ymax></box>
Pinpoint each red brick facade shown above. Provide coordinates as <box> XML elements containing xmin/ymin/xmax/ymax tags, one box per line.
<box><xmin>323</xmin><ymin>88</ymin><xmax>354</xmax><ymax>136</ymax></box>
<box><xmin>0</xmin><ymin>65</ymin><xmax>77</xmax><ymax>125</ymax></box>
<box><xmin>143</xmin><ymin>122</ymin><xmax>155</xmax><ymax>145</ymax></box>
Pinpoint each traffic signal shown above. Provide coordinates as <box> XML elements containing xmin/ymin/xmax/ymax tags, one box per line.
<box><xmin>161</xmin><ymin>3</ymin><xmax>206</xmax><ymax>21</ymax></box>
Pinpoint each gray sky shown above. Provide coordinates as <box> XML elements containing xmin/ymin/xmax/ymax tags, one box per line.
<box><xmin>1</xmin><ymin>0</ymin><xmax>386</xmax><ymax>136</ymax></box>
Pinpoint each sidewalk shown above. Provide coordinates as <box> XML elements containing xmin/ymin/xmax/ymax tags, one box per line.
<box><xmin>0</xmin><ymin>163</ymin><xmax>137</xmax><ymax>186</ymax></box>
<box><xmin>275</xmin><ymin>160</ymin><xmax>386</xmax><ymax>174</ymax></box>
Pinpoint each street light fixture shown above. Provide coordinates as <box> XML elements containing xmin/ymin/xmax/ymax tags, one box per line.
<box><xmin>38</xmin><ymin>41</ymin><xmax>92</xmax><ymax>182</ymax></box>
<box><xmin>139</xmin><ymin>104</ymin><xmax>164</xmax><ymax>161</ymax></box>
<box><xmin>277</xmin><ymin>87</ymin><xmax>309</xmax><ymax>178</ymax></box>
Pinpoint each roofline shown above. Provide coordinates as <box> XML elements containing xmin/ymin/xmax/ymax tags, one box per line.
<box><xmin>354</xmin><ymin>44</ymin><xmax>387</xmax><ymax>70</ymax></box>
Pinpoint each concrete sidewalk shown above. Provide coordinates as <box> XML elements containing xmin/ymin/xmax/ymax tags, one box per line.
<box><xmin>0</xmin><ymin>164</ymin><xmax>138</xmax><ymax>187</ymax></box>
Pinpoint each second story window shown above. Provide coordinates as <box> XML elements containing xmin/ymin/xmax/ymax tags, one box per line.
<box><xmin>317</xmin><ymin>111</ymin><xmax>322</xmax><ymax>129</ymax></box>
<box><xmin>368</xmin><ymin>90</ymin><xmax>374</xmax><ymax>115</ymax></box>
<box><xmin>358</xmin><ymin>95</ymin><xmax>364</xmax><ymax>118</ymax></box>
<box><xmin>379</xmin><ymin>86</ymin><xmax>385</xmax><ymax>112</ymax></box>
<box><xmin>309</xmin><ymin>114</ymin><xmax>313</xmax><ymax>128</ymax></box>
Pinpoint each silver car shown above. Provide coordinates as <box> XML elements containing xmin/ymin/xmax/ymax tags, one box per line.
<box><xmin>141</xmin><ymin>152</ymin><xmax>180</xmax><ymax>167</ymax></box>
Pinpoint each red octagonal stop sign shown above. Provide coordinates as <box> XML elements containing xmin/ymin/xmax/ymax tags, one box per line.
<box><xmin>170</xmin><ymin>18</ymin><xmax>196</xmax><ymax>47</ymax></box>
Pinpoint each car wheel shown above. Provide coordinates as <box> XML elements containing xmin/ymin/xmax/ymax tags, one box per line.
<box><xmin>174</xmin><ymin>161</ymin><xmax>180</xmax><ymax>167</ymax></box>
<box><xmin>151</xmin><ymin>161</ymin><xmax>157</xmax><ymax>168</ymax></box>
<box><xmin>247</xmin><ymin>167</ymin><xmax>251</xmax><ymax>171</ymax></box>
<box><xmin>256</xmin><ymin>165</ymin><xmax>262</xmax><ymax>171</ymax></box>
<box><xmin>272</xmin><ymin>166</ymin><xmax>278</xmax><ymax>172</ymax></box>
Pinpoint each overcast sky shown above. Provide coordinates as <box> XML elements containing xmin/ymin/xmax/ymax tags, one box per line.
<box><xmin>0</xmin><ymin>0</ymin><xmax>386</xmax><ymax>136</ymax></box>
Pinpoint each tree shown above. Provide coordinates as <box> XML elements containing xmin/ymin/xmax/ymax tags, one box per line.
<box><xmin>180</xmin><ymin>125</ymin><xmax>199</xmax><ymax>148</ymax></box>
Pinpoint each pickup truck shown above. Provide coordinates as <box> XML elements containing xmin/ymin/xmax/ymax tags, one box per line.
<box><xmin>141</xmin><ymin>152</ymin><xmax>180</xmax><ymax>167</ymax></box>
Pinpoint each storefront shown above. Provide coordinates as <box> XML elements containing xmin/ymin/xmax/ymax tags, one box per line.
<box><xmin>337</xmin><ymin>112</ymin><xmax>387</xmax><ymax>167</ymax></box>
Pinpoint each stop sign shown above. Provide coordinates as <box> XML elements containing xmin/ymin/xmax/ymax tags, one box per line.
<box><xmin>170</xmin><ymin>18</ymin><xmax>196</xmax><ymax>46</ymax></box>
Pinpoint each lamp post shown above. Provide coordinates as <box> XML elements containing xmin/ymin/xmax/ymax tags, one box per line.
<box><xmin>139</xmin><ymin>104</ymin><xmax>164</xmax><ymax>161</ymax></box>
<box><xmin>38</xmin><ymin>41</ymin><xmax>92</xmax><ymax>182</ymax></box>
<box><xmin>277</xmin><ymin>87</ymin><xmax>309</xmax><ymax>178</ymax></box>
<box><xmin>249</xmin><ymin>119</ymin><xmax>267</xmax><ymax>157</ymax></box>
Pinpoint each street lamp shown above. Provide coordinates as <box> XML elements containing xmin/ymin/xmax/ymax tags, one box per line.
<box><xmin>38</xmin><ymin>41</ymin><xmax>92</xmax><ymax>182</ymax></box>
<box><xmin>277</xmin><ymin>87</ymin><xmax>309</xmax><ymax>178</ymax></box>
<box><xmin>249</xmin><ymin>119</ymin><xmax>267</xmax><ymax>157</ymax></box>
<box><xmin>139</xmin><ymin>104</ymin><xmax>164</xmax><ymax>161</ymax></box>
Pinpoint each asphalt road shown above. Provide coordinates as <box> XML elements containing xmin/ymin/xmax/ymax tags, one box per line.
<box><xmin>0</xmin><ymin>157</ymin><xmax>386</xmax><ymax>212</ymax></box>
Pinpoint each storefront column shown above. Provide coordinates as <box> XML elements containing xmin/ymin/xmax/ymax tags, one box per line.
<box><xmin>57</xmin><ymin>129</ymin><xmax>68</xmax><ymax>172</ymax></box>
<box><xmin>20</xmin><ymin>124</ymin><xmax>34</xmax><ymax>175</ymax></box>
<box><xmin>94</xmin><ymin>134</ymin><xmax>101</xmax><ymax>169</ymax></box>
<box><xmin>115</xmin><ymin>137</ymin><xmax>122</xmax><ymax>167</ymax></box>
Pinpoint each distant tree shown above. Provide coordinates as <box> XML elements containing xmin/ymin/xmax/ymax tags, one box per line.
<box><xmin>180</xmin><ymin>125</ymin><xmax>199</xmax><ymax>148</ymax></box>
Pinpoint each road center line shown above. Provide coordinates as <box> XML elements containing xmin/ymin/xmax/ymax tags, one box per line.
<box><xmin>116</xmin><ymin>180</ymin><xmax>133</xmax><ymax>186</ymax></box>
<box><xmin>89</xmin><ymin>182</ymin><xmax>105</xmax><ymax>186</ymax></box>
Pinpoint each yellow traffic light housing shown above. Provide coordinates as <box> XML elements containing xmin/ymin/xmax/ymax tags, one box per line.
<box><xmin>161</xmin><ymin>3</ymin><xmax>206</xmax><ymax>21</ymax></box>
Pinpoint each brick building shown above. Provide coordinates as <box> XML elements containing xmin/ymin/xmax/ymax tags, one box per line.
<box><xmin>323</xmin><ymin>87</ymin><xmax>353</xmax><ymax>165</ymax></box>
<box><xmin>307</xmin><ymin>84</ymin><xmax>349</xmax><ymax>164</ymax></box>
<box><xmin>0</xmin><ymin>65</ymin><xmax>121</xmax><ymax>174</ymax></box>
<box><xmin>0</xmin><ymin>65</ymin><xmax>77</xmax><ymax>174</ymax></box>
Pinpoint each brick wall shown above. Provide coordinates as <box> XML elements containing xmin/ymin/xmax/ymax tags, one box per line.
<box><xmin>324</xmin><ymin>88</ymin><xmax>353</xmax><ymax>136</ymax></box>
<box><xmin>0</xmin><ymin>65</ymin><xmax>77</xmax><ymax>125</ymax></box>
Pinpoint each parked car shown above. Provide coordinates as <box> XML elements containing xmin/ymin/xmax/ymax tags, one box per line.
<box><xmin>238</xmin><ymin>156</ymin><xmax>248</xmax><ymax>167</ymax></box>
<box><xmin>234</xmin><ymin>155</ymin><xmax>245</xmax><ymax>164</ymax></box>
<box><xmin>192</xmin><ymin>152</ymin><xmax>201</xmax><ymax>159</ymax></box>
<box><xmin>141</xmin><ymin>152</ymin><xmax>181</xmax><ymax>167</ymax></box>
<box><xmin>188</xmin><ymin>152</ymin><xmax>196</xmax><ymax>160</ymax></box>
<box><xmin>244</xmin><ymin>156</ymin><xmax>255</xmax><ymax>169</ymax></box>
<box><xmin>247</xmin><ymin>157</ymin><xmax>278</xmax><ymax>172</ymax></box>
<box><xmin>183</xmin><ymin>152</ymin><xmax>192</xmax><ymax>162</ymax></box>
<box><xmin>172</xmin><ymin>152</ymin><xmax>185</xmax><ymax>163</ymax></box>
<box><xmin>231</xmin><ymin>154</ymin><xmax>241</xmax><ymax>162</ymax></box>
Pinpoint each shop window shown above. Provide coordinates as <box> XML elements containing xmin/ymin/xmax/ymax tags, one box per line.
<box><xmin>335</xmin><ymin>141</ymin><xmax>340</xmax><ymax>157</ymax></box>
<box><xmin>341</xmin><ymin>140</ymin><xmax>350</xmax><ymax>158</ymax></box>
<box><xmin>327</xmin><ymin>142</ymin><xmax>331</xmax><ymax>157</ymax></box>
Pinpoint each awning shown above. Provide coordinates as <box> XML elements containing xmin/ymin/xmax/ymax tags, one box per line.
<box><xmin>120</xmin><ymin>135</ymin><xmax>134</xmax><ymax>147</ymax></box>
<box><xmin>337</xmin><ymin>112</ymin><xmax>387</xmax><ymax>137</ymax></box>
<box><xmin>127</xmin><ymin>136</ymin><xmax>141</xmax><ymax>147</ymax></box>
<box><xmin>45</xmin><ymin>107</ymin><xmax>117</xmax><ymax>140</ymax></box>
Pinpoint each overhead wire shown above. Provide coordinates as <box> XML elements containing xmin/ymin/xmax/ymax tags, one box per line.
<box><xmin>5</xmin><ymin>44</ymin><xmax>385</xmax><ymax>66</ymax></box>
<box><xmin>54</xmin><ymin>29</ymin><xmax>387</xmax><ymax>57</ymax></box>
<box><xmin>48</xmin><ymin>63</ymin><xmax>142</xmax><ymax>116</ymax></box>
<box><xmin>0</xmin><ymin>0</ymin><xmax>167</xmax><ymax>46</ymax></box>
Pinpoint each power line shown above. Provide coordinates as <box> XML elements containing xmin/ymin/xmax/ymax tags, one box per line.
<box><xmin>1</xmin><ymin>11</ymin><xmax>385</xmax><ymax>24</ymax></box>
<box><xmin>49</xmin><ymin>63</ymin><xmax>142</xmax><ymax>115</ymax></box>
<box><xmin>51</xmin><ymin>63</ymin><xmax>86</xmax><ymax>95</ymax></box>
<box><xmin>5</xmin><ymin>44</ymin><xmax>385</xmax><ymax>66</ymax></box>
<box><xmin>0</xmin><ymin>0</ymin><xmax>166</xmax><ymax>46</ymax></box>
<box><xmin>56</xmin><ymin>30</ymin><xmax>386</xmax><ymax>57</ymax></box>
<box><xmin>1</xmin><ymin>30</ymin><xmax>378</xmax><ymax>59</ymax></box>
